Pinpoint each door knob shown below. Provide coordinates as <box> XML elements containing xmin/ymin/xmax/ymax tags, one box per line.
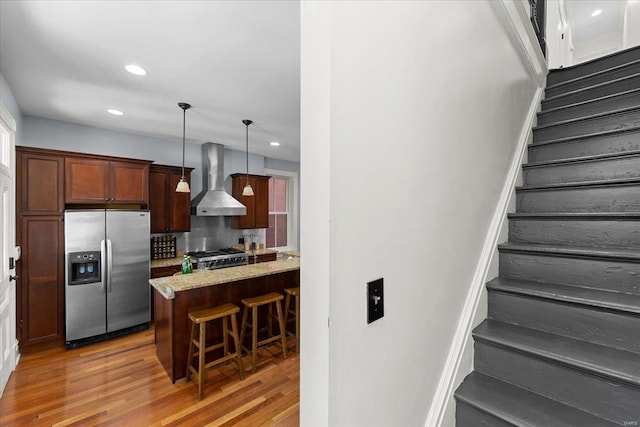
<box><xmin>10</xmin><ymin>275</ymin><xmax>19</xmax><ymax>282</ymax></box>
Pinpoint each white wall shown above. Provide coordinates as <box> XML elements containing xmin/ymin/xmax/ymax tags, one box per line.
<box><xmin>573</xmin><ymin>31</ymin><xmax>623</xmax><ymax>64</ymax></box>
<box><xmin>300</xmin><ymin>1</ymin><xmax>540</xmax><ymax>426</ymax></box>
<box><xmin>623</xmin><ymin>0</ymin><xmax>640</xmax><ymax>49</ymax></box>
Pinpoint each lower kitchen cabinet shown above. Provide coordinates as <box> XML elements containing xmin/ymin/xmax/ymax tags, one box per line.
<box><xmin>17</xmin><ymin>215</ymin><xmax>65</xmax><ymax>346</ymax></box>
<box><xmin>247</xmin><ymin>252</ymin><xmax>277</xmax><ymax>264</ymax></box>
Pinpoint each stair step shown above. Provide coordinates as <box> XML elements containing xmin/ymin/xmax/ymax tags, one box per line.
<box><xmin>542</xmin><ymin>73</ymin><xmax>640</xmax><ymax>110</ymax></box>
<box><xmin>528</xmin><ymin>127</ymin><xmax>640</xmax><ymax>162</ymax></box>
<box><xmin>498</xmin><ymin>243</ymin><xmax>640</xmax><ymax>294</ymax></box>
<box><xmin>474</xmin><ymin>319</ymin><xmax>640</xmax><ymax>387</ymax></box>
<box><xmin>474</xmin><ymin>333</ymin><xmax>640</xmax><ymax>424</ymax></box>
<box><xmin>537</xmin><ymin>89</ymin><xmax>640</xmax><ymax>126</ymax></box>
<box><xmin>546</xmin><ymin>60</ymin><xmax>640</xmax><ymax>98</ymax></box>
<box><xmin>515</xmin><ymin>177</ymin><xmax>640</xmax><ymax>213</ymax></box>
<box><xmin>488</xmin><ymin>280</ymin><xmax>640</xmax><ymax>354</ymax></box>
<box><xmin>547</xmin><ymin>45</ymin><xmax>640</xmax><ymax>87</ymax></box>
<box><xmin>455</xmin><ymin>372</ymin><xmax>617</xmax><ymax>427</ymax></box>
<box><xmin>507</xmin><ymin>212</ymin><xmax>640</xmax><ymax>248</ymax></box>
<box><xmin>522</xmin><ymin>150</ymin><xmax>640</xmax><ymax>185</ymax></box>
<box><xmin>533</xmin><ymin>107</ymin><xmax>640</xmax><ymax>143</ymax></box>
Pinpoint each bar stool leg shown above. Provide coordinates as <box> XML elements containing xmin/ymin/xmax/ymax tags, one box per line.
<box><xmin>230</xmin><ymin>313</ymin><xmax>245</xmax><ymax>379</ymax></box>
<box><xmin>240</xmin><ymin>305</ymin><xmax>249</xmax><ymax>355</ymax></box>
<box><xmin>222</xmin><ymin>316</ymin><xmax>229</xmax><ymax>356</ymax></box>
<box><xmin>251</xmin><ymin>306</ymin><xmax>258</xmax><ymax>373</ymax></box>
<box><xmin>295</xmin><ymin>294</ymin><xmax>300</xmax><ymax>352</ymax></box>
<box><xmin>275</xmin><ymin>300</ymin><xmax>288</xmax><ymax>359</ymax></box>
<box><xmin>185</xmin><ymin>320</ymin><xmax>196</xmax><ymax>382</ymax></box>
<box><xmin>198</xmin><ymin>322</ymin><xmax>206</xmax><ymax>400</ymax></box>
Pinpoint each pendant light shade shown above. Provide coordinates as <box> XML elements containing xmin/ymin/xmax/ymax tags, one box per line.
<box><xmin>242</xmin><ymin>119</ymin><xmax>254</xmax><ymax>197</ymax></box>
<box><xmin>176</xmin><ymin>102</ymin><xmax>191</xmax><ymax>193</ymax></box>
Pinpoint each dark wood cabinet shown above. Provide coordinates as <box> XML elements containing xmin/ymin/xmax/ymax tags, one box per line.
<box><xmin>151</xmin><ymin>264</ymin><xmax>183</xmax><ymax>279</ymax></box>
<box><xmin>149</xmin><ymin>165</ymin><xmax>193</xmax><ymax>233</ymax></box>
<box><xmin>247</xmin><ymin>252</ymin><xmax>278</xmax><ymax>264</ymax></box>
<box><xmin>231</xmin><ymin>174</ymin><xmax>270</xmax><ymax>229</ymax></box>
<box><xmin>65</xmin><ymin>156</ymin><xmax>151</xmax><ymax>205</ymax></box>
<box><xmin>17</xmin><ymin>148</ymin><xmax>65</xmax><ymax>215</ymax></box>
<box><xmin>18</xmin><ymin>216</ymin><xmax>65</xmax><ymax>346</ymax></box>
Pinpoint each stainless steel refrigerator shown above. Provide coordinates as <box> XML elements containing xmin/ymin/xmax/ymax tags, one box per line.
<box><xmin>64</xmin><ymin>210</ymin><xmax>150</xmax><ymax>347</ymax></box>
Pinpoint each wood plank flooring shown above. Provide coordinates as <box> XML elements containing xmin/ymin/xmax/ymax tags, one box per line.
<box><xmin>0</xmin><ymin>327</ymin><xmax>299</xmax><ymax>426</ymax></box>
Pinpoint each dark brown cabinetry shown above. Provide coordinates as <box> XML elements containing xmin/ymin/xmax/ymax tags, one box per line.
<box><xmin>65</xmin><ymin>156</ymin><xmax>151</xmax><ymax>205</ymax></box>
<box><xmin>149</xmin><ymin>165</ymin><xmax>193</xmax><ymax>233</ymax></box>
<box><xmin>231</xmin><ymin>174</ymin><xmax>270</xmax><ymax>229</ymax></box>
<box><xmin>16</xmin><ymin>147</ymin><xmax>66</xmax><ymax>346</ymax></box>
<box><xmin>247</xmin><ymin>252</ymin><xmax>278</xmax><ymax>264</ymax></box>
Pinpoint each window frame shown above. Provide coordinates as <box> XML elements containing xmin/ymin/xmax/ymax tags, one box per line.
<box><xmin>265</xmin><ymin>168</ymin><xmax>298</xmax><ymax>251</ymax></box>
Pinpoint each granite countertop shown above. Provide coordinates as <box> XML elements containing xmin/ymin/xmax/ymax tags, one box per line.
<box><xmin>150</xmin><ymin>254</ymin><xmax>185</xmax><ymax>269</ymax></box>
<box><xmin>149</xmin><ymin>257</ymin><xmax>300</xmax><ymax>299</ymax></box>
<box><xmin>280</xmin><ymin>250</ymin><xmax>300</xmax><ymax>258</ymax></box>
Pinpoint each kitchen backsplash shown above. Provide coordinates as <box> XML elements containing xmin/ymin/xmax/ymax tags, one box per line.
<box><xmin>152</xmin><ymin>215</ymin><xmax>265</xmax><ymax>253</ymax></box>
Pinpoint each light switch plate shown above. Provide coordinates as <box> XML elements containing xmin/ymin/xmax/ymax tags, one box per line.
<box><xmin>367</xmin><ymin>278</ymin><xmax>384</xmax><ymax>324</ymax></box>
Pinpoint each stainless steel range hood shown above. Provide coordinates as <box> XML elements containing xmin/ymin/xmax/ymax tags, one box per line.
<box><xmin>191</xmin><ymin>143</ymin><xmax>247</xmax><ymax>216</ymax></box>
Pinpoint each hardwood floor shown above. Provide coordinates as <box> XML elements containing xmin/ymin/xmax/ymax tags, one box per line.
<box><xmin>0</xmin><ymin>327</ymin><xmax>299</xmax><ymax>426</ymax></box>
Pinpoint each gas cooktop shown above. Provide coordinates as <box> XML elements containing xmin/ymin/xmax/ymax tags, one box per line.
<box><xmin>186</xmin><ymin>248</ymin><xmax>248</xmax><ymax>270</ymax></box>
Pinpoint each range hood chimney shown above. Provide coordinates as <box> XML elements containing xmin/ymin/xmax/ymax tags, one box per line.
<box><xmin>191</xmin><ymin>143</ymin><xmax>247</xmax><ymax>216</ymax></box>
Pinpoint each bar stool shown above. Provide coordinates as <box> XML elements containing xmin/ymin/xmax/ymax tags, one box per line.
<box><xmin>240</xmin><ymin>292</ymin><xmax>288</xmax><ymax>374</ymax></box>
<box><xmin>185</xmin><ymin>303</ymin><xmax>244</xmax><ymax>400</ymax></box>
<box><xmin>284</xmin><ymin>287</ymin><xmax>300</xmax><ymax>352</ymax></box>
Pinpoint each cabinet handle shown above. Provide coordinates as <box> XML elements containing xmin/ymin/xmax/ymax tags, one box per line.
<box><xmin>10</xmin><ymin>275</ymin><xmax>19</xmax><ymax>282</ymax></box>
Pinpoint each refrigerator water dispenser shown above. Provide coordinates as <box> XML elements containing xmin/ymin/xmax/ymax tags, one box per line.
<box><xmin>68</xmin><ymin>251</ymin><xmax>101</xmax><ymax>285</ymax></box>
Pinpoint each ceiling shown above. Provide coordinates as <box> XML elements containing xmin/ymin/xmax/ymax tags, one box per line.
<box><xmin>0</xmin><ymin>1</ymin><xmax>300</xmax><ymax>162</ymax></box>
<box><xmin>565</xmin><ymin>0</ymin><xmax>627</xmax><ymax>45</ymax></box>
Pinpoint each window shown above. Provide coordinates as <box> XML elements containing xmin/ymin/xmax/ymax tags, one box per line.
<box><xmin>265</xmin><ymin>169</ymin><xmax>298</xmax><ymax>250</ymax></box>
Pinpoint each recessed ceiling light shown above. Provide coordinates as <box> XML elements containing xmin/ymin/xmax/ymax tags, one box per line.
<box><xmin>591</xmin><ymin>9</ymin><xmax>602</xmax><ymax>17</ymax></box>
<box><xmin>108</xmin><ymin>109</ymin><xmax>123</xmax><ymax>116</ymax></box>
<box><xmin>270</xmin><ymin>141</ymin><xmax>280</xmax><ymax>147</ymax></box>
<box><xmin>125</xmin><ymin>64</ymin><xmax>147</xmax><ymax>76</ymax></box>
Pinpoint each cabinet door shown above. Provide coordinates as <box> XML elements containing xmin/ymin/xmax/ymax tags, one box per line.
<box><xmin>168</xmin><ymin>170</ymin><xmax>191</xmax><ymax>232</ymax></box>
<box><xmin>65</xmin><ymin>157</ymin><xmax>109</xmax><ymax>203</ymax></box>
<box><xmin>19</xmin><ymin>215</ymin><xmax>64</xmax><ymax>345</ymax></box>
<box><xmin>253</xmin><ymin>176</ymin><xmax>270</xmax><ymax>228</ymax></box>
<box><xmin>149</xmin><ymin>169</ymin><xmax>169</xmax><ymax>233</ymax></box>
<box><xmin>17</xmin><ymin>150</ymin><xmax>64</xmax><ymax>215</ymax></box>
<box><xmin>109</xmin><ymin>161</ymin><xmax>149</xmax><ymax>205</ymax></box>
<box><xmin>231</xmin><ymin>174</ymin><xmax>255</xmax><ymax>229</ymax></box>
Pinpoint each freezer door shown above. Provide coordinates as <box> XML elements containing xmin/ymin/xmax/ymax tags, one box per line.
<box><xmin>106</xmin><ymin>211</ymin><xmax>150</xmax><ymax>332</ymax></box>
<box><xmin>64</xmin><ymin>210</ymin><xmax>107</xmax><ymax>341</ymax></box>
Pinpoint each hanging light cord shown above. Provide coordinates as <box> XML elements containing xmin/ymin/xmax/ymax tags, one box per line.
<box><xmin>181</xmin><ymin>106</ymin><xmax>186</xmax><ymax>179</ymax></box>
<box><xmin>245</xmin><ymin>122</ymin><xmax>249</xmax><ymax>186</ymax></box>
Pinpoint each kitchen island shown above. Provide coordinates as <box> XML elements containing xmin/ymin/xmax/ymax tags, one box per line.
<box><xmin>150</xmin><ymin>258</ymin><xmax>300</xmax><ymax>382</ymax></box>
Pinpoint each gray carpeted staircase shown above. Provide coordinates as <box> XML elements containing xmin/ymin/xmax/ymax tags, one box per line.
<box><xmin>454</xmin><ymin>46</ymin><xmax>640</xmax><ymax>426</ymax></box>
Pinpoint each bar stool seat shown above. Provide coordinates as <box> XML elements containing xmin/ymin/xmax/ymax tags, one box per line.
<box><xmin>284</xmin><ymin>287</ymin><xmax>300</xmax><ymax>352</ymax></box>
<box><xmin>240</xmin><ymin>292</ymin><xmax>288</xmax><ymax>374</ymax></box>
<box><xmin>185</xmin><ymin>303</ymin><xmax>244</xmax><ymax>400</ymax></box>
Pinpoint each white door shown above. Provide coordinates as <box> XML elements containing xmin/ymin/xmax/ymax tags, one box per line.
<box><xmin>0</xmin><ymin>102</ymin><xmax>17</xmax><ymax>396</ymax></box>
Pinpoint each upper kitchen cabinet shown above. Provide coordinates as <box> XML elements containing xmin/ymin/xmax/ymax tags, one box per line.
<box><xmin>149</xmin><ymin>164</ymin><xmax>194</xmax><ymax>233</ymax></box>
<box><xmin>16</xmin><ymin>147</ymin><xmax>65</xmax><ymax>215</ymax></box>
<box><xmin>65</xmin><ymin>156</ymin><xmax>151</xmax><ymax>205</ymax></box>
<box><xmin>231</xmin><ymin>173</ymin><xmax>270</xmax><ymax>229</ymax></box>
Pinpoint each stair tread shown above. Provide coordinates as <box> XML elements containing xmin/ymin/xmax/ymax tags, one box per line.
<box><xmin>498</xmin><ymin>242</ymin><xmax>640</xmax><ymax>261</ymax></box>
<box><xmin>546</xmin><ymin>57</ymin><xmax>640</xmax><ymax>91</ymax></box>
<box><xmin>475</xmin><ymin>319</ymin><xmax>640</xmax><ymax>387</ymax></box>
<box><xmin>533</xmin><ymin>105</ymin><xmax>640</xmax><ymax>131</ymax></box>
<box><xmin>455</xmin><ymin>372</ymin><xmax>618</xmax><ymax>427</ymax></box>
<box><xmin>541</xmin><ymin>88</ymin><xmax>640</xmax><ymax>114</ymax></box>
<box><xmin>489</xmin><ymin>275</ymin><xmax>640</xmax><ymax>313</ymax></box>
<box><xmin>523</xmin><ymin>149</ymin><xmax>640</xmax><ymax>169</ymax></box>
<box><xmin>543</xmin><ymin>72</ymin><xmax>640</xmax><ymax>104</ymax></box>
<box><xmin>516</xmin><ymin>176</ymin><xmax>640</xmax><ymax>191</ymax></box>
<box><xmin>508</xmin><ymin>212</ymin><xmax>640</xmax><ymax>219</ymax></box>
<box><xmin>530</xmin><ymin>125</ymin><xmax>640</xmax><ymax>147</ymax></box>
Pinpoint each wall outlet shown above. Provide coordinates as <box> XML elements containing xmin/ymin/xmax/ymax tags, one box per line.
<box><xmin>367</xmin><ymin>278</ymin><xmax>384</xmax><ymax>324</ymax></box>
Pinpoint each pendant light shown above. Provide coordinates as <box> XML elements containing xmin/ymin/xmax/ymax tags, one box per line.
<box><xmin>176</xmin><ymin>102</ymin><xmax>191</xmax><ymax>193</ymax></box>
<box><xmin>242</xmin><ymin>119</ymin><xmax>254</xmax><ymax>196</ymax></box>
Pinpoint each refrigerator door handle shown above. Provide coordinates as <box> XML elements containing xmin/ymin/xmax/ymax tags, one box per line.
<box><xmin>107</xmin><ymin>239</ymin><xmax>113</xmax><ymax>293</ymax></box>
<box><xmin>100</xmin><ymin>239</ymin><xmax>107</xmax><ymax>294</ymax></box>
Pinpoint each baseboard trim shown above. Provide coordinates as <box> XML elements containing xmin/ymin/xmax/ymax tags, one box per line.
<box><xmin>424</xmin><ymin>86</ymin><xmax>545</xmax><ymax>427</ymax></box>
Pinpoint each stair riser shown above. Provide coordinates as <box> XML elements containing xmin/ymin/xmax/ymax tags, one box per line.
<box><xmin>533</xmin><ymin>109</ymin><xmax>640</xmax><ymax>143</ymax></box>
<box><xmin>516</xmin><ymin>184</ymin><xmax>640</xmax><ymax>213</ymax></box>
<box><xmin>547</xmin><ymin>47</ymin><xmax>640</xmax><ymax>86</ymax></box>
<box><xmin>538</xmin><ymin>91</ymin><xmax>640</xmax><ymax>126</ymax></box>
<box><xmin>528</xmin><ymin>130</ymin><xmax>640</xmax><ymax>162</ymax></box>
<box><xmin>455</xmin><ymin>400</ymin><xmax>514</xmax><ymax>427</ymax></box>
<box><xmin>546</xmin><ymin>62</ymin><xmax>640</xmax><ymax>98</ymax></box>
<box><xmin>508</xmin><ymin>218</ymin><xmax>640</xmax><ymax>249</ymax></box>
<box><xmin>488</xmin><ymin>291</ymin><xmax>640</xmax><ymax>354</ymax></box>
<box><xmin>499</xmin><ymin>251</ymin><xmax>640</xmax><ymax>294</ymax></box>
<box><xmin>542</xmin><ymin>75</ymin><xmax>640</xmax><ymax>110</ymax></box>
<box><xmin>474</xmin><ymin>341</ymin><xmax>640</xmax><ymax>424</ymax></box>
<box><xmin>523</xmin><ymin>156</ymin><xmax>640</xmax><ymax>185</ymax></box>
